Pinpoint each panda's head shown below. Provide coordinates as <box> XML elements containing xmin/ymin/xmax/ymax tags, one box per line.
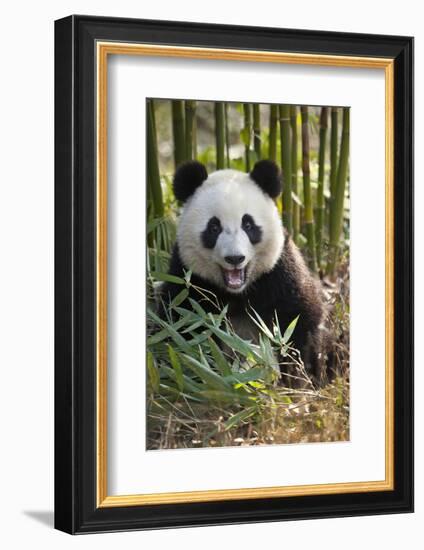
<box><xmin>173</xmin><ymin>160</ymin><xmax>284</xmax><ymax>294</ymax></box>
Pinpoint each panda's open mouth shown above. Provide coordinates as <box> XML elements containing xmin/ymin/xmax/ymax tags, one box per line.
<box><xmin>221</xmin><ymin>267</ymin><xmax>246</xmax><ymax>290</ymax></box>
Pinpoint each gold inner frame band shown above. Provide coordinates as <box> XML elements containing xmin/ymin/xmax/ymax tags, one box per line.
<box><xmin>96</xmin><ymin>42</ymin><xmax>395</xmax><ymax>508</ymax></box>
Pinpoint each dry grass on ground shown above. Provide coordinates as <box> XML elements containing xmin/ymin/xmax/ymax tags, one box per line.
<box><xmin>147</xmin><ymin>377</ymin><xmax>349</xmax><ymax>450</ymax></box>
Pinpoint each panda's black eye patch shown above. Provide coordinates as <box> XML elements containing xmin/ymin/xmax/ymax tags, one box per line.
<box><xmin>201</xmin><ymin>216</ymin><xmax>222</xmax><ymax>249</ymax></box>
<box><xmin>242</xmin><ymin>214</ymin><xmax>262</xmax><ymax>244</ymax></box>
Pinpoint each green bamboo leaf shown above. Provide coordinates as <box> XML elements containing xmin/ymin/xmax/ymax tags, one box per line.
<box><xmin>248</xmin><ymin>380</ymin><xmax>266</xmax><ymax>390</ymax></box>
<box><xmin>182</xmin><ymin>354</ymin><xmax>230</xmax><ymax>391</ymax></box>
<box><xmin>147</xmin><ymin>248</ymin><xmax>171</xmax><ymax>261</ymax></box>
<box><xmin>147</xmin><ymin>328</ymin><xmax>170</xmax><ymax>346</ymax></box>
<box><xmin>147</xmin><ymin>218</ymin><xmax>162</xmax><ymax>233</ymax></box>
<box><xmin>282</xmin><ymin>315</ymin><xmax>299</xmax><ymax>344</ymax></box>
<box><xmin>161</xmin><ymin>365</ymin><xmax>203</xmax><ymax>394</ymax></box>
<box><xmin>182</xmin><ymin>320</ymin><xmax>205</xmax><ymax>334</ymax></box>
<box><xmin>170</xmin><ymin>288</ymin><xmax>189</xmax><ymax>308</ymax></box>
<box><xmin>224</xmin><ymin>406</ymin><xmax>257</xmax><ymax>430</ymax></box>
<box><xmin>168</xmin><ymin>345</ymin><xmax>184</xmax><ymax>391</ymax></box>
<box><xmin>164</xmin><ymin>325</ymin><xmax>192</xmax><ymax>353</ymax></box>
<box><xmin>158</xmin><ymin>383</ymin><xmax>204</xmax><ymax>402</ymax></box>
<box><xmin>258</xmin><ymin>333</ymin><xmax>276</xmax><ymax>366</ymax></box>
<box><xmin>147</xmin><ymin>309</ymin><xmax>192</xmax><ymax>352</ymax></box>
<box><xmin>147</xmin><ymin>311</ymin><xmax>194</xmax><ymax>345</ymax></box>
<box><xmin>272</xmin><ymin>313</ymin><xmax>282</xmax><ymax>340</ymax></box>
<box><xmin>188</xmin><ymin>298</ymin><xmax>208</xmax><ymax>318</ymax></box>
<box><xmin>208</xmin><ymin>325</ymin><xmax>260</xmax><ymax>361</ymax></box>
<box><xmin>227</xmin><ymin>366</ymin><xmax>268</xmax><ymax>384</ymax></box>
<box><xmin>247</xmin><ymin>307</ymin><xmax>274</xmax><ymax>341</ymax></box>
<box><xmin>187</xmin><ymin>329</ymin><xmax>212</xmax><ymax>346</ymax></box>
<box><xmin>198</xmin><ymin>390</ymin><xmax>253</xmax><ymax>405</ymax></box>
<box><xmin>173</xmin><ymin>306</ymin><xmax>197</xmax><ymax>320</ymax></box>
<box><xmin>207</xmin><ymin>304</ymin><xmax>228</xmax><ymax>327</ymax></box>
<box><xmin>183</xmin><ymin>269</ymin><xmax>192</xmax><ymax>284</ymax></box>
<box><xmin>208</xmin><ymin>338</ymin><xmax>233</xmax><ymax>376</ymax></box>
<box><xmin>147</xmin><ymin>351</ymin><xmax>159</xmax><ymax>393</ymax></box>
<box><xmin>150</xmin><ymin>272</ymin><xmax>186</xmax><ymax>285</ymax></box>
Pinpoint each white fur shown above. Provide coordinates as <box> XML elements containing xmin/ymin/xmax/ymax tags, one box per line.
<box><xmin>177</xmin><ymin>169</ymin><xmax>284</xmax><ymax>293</ymax></box>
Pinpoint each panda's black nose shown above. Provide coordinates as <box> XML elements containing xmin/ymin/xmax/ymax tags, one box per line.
<box><xmin>225</xmin><ymin>255</ymin><xmax>245</xmax><ymax>266</ymax></box>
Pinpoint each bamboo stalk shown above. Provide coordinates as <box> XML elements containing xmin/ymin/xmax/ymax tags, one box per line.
<box><xmin>192</xmin><ymin>115</ymin><xmax>198</xmax><ymax>159</ymax></box>
<box><xmin>215</xmin><ymin>102</ymin><xmax>225</xmax><ymax>170</ymax></box>
<box><xmin>146</xmin><ymin>100</ymin><xmax>156</xmax><ymax>248</ymax></box>
<box><xmin>290</xmin><ymin>106</ymin><xmax>299</xmax><ymax>241</ymax></box>
<box><xmin>243</xmin><ymin>103</ymin><xmax>252</xmax><ymax>171</ymax></box>
<box><xmin>253</xmin><ymin>104</ymin><xmax>261</xmax><ymax>160</ymax></box>
<box><xmin>316</xmin><ymin>107</ymin><xmax>329</xmax><ymax>268</ymax></box>
<box><xmin>150</xmin><ymin>96</ymin><xmax>157</xmax><ymax>140</ymax></box>
<box><xmin>327</xmin><ymin>108</ymin><xmax>350</xmax><ymax>276</ymax></box>
<box><xmin>300</xmin><ymin>106</ymin><xmax>317</xmax><ymax>272</ymax></box>
<box><xmin>268</xmin><ymin>104</ymin><xmax>278</xmax><ymax>163</ymax></box>
<box><xmin>171</xmin><ymin>100</ymin><xmax>186</xmax><ymax>168</ymax></box>
<box><xmin>147</xmin><ymin>99</ymin><xmax>164</xmax><ymax>218</ymax></box>
<box><xmin>184</xmin><ymin>100</ymin><xmax>196</xmax><ymax>161</ymax></box>
<box><xmin>225</xmin><ymin>103</ymin><xmax>231</xmax><ymax>167</ymax></box>
<box><xmin>279</xmin><ymin>104</ymin><xmax>292</xmax><ymax>234</ymax></box>
<box><xmin>328</xmin><ymin>107</ymin><xmax>339</xmax><ymax>241</ymax></box>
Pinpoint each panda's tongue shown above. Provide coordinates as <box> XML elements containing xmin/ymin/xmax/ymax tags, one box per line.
<box><xmin>223</xmin><ymin>268</ymin><xmax>245</xmax><ymax>289</ymax></box>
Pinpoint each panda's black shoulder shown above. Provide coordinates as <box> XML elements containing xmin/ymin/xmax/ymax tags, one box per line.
<box><xmin>246</xmin><ymin>234</ymin><xmax>325</xmax><ymax>326</ymax></box>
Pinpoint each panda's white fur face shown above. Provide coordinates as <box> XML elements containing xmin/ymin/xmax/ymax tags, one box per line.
<box><xmin>177</xmin><ymin>169</ymin><xmax>284</xmax><ymax>294</ymax></box>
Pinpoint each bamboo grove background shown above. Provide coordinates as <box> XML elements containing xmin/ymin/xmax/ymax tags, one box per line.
<box><xmin>146</xmin><ymin>98</ymin><xmax>350</xmax><ymax>450</ymax></box>
<box><xmin>147</xmin><ymin>99</ymin><xmax>350</xmax><ymax>277</ymax></box>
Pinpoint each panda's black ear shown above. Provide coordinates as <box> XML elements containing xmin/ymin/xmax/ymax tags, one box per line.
<box><xmin>250</xmin><ymin>160</ymin><xmax>282</xmax><ymax>198</ymax></box>
<box><xmin>173</xmin><ymin>161</ymin><xmax>208</xmax><ymax>203</ymax></box>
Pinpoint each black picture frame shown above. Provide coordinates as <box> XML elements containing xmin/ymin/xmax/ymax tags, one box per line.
<box><xmin>55</xmin><ymin>15</ymin><xmax>414</xmax><ymax>534</ymax></box>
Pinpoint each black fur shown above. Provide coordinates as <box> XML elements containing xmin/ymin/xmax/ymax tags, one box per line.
<box><xmin>241</xmin><ymin>214</ymin><xmax>262</xmax><ymax>244</ymax></box>
<box><xmin>160</xmin><ymin>235</ymin><xmax>326</xmax><ymax>384</ymax></box>
<box><xmin>173</xmin><ymin>161</ymin><xmax>208</xmax><ymax>203</ymax></box>
<box><xmin>250</xmin><ymin>160</ymin><xmax>282</xmax><ymax>198</ymax></box>
<box><xmin>201</xmin><ymin>216</ymin><xmax>222</xmax><ymax>249</ymax></box>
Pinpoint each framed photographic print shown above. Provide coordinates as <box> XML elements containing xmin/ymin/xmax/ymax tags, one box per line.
<box><xmin>54</xmin><ymin>15</ymin><xmax>414</xmax><ymax>534</ymax></box>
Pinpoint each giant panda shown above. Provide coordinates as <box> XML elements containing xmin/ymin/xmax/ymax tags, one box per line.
<box><xmin>160</xmin><ymin>159</ymin><xmax>327</xmax><ymax>384</ymax></box>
